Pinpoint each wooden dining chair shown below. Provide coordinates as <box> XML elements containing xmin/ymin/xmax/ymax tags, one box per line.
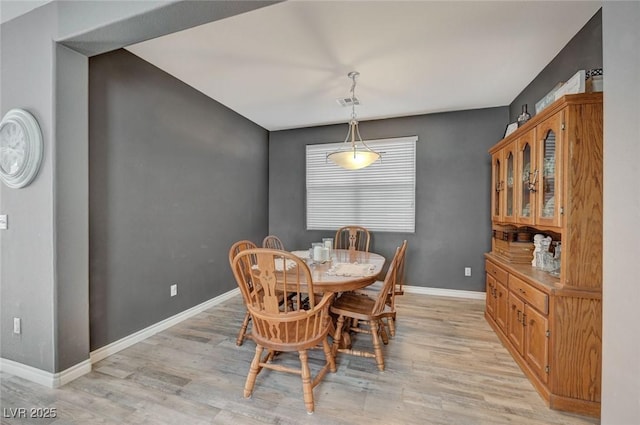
<box><xmin>334</xmin><ymin>225</ymin><xmax>370</xmax><ymax>252</ymax></box>
<box><xmin>262</xmin><ymin>235</ymin><xmax>285</xmax><ymax>250</ymax></box>
<box><xmin>330</xmin><ymin>246</ymin><xmax>400</xmax><ymax>371</ymax></box>
<box><xmin>228</xmin><ymin>240</ymin><xmax>258</xmax><ymax>346</ymax></box>
<box><xmin>380</xmin><ymin>240</ymin><xmax>407</xmax><ymax>337</ymax></box>
<box><xmin>355</xmin><ymin>240</ymin><xmax>407</xmax><ymax>337</ymax></box>
<box><xmin>231</xmin><ymin>248</ymin><xmax>336</xmax><ymax>414</ymax></box>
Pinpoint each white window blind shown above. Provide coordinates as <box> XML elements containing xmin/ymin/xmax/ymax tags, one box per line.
<box><xmin>306</xmin><ymin>136</ymin><xmax>416</xmax><ymax>233</ymax></box>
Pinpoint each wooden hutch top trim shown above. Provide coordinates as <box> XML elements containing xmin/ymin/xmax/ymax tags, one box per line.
<box><xmin>490</xmin><ymin>92</ymin><xmax>603</xmax><ymax>154</ymax></box>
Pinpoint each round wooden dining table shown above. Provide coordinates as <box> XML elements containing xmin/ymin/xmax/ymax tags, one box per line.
<box><xmin>290</xmin><ymin>249</ymin><xmax>386</xmax><ymax>293</ymax></box>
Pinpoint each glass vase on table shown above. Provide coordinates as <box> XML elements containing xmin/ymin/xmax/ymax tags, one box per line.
<box><xmin>311</xmin><ymin>243</ymin><xmax>330</xmax><ymax>264</ymax></box>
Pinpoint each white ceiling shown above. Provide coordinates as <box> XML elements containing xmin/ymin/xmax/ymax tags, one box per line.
<box><xmin>4</xmin><ymin>1</ymin><xmax>601</xmax><ymax>131</ymax></box>
<box><xmin>126</xmin><ymin>1</ymin><xmax>601</xmax><ymax>131</ymax></box>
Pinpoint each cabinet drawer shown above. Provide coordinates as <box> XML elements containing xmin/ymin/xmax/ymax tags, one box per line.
<box><xmin>509</xmin><ymin>274</ymin><xmax>549</xmax><ymax>315</ymax></box>
<box><xmin>486</xmin><ymin>260</ymin><xmax>508</xmax><ymax>284</ymax></box>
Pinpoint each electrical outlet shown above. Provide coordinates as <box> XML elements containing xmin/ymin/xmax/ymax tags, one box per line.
<box><xmin>464</xmin><ymin>267</ymin><xmax>472</xmax><ymax>277</ymax></box>
<box><xmin>0</xmin><ymin>214</ymin><xmax>7</xmax><ymax>230</ymax></box>
<box><xmin>170</xmin><ymin>284</ymin><xmax>177</xmax><ymax>297</ymax></box>
<box><xmin>13</xmin><ymin>317</ymin><xmax>21</xmax><ymax>334</ymax></box>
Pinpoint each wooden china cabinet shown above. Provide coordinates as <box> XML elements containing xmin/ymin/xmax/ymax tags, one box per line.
<box><xmin>485</xmin><ymin>93</ymin><xmax>603</xmax><ymax>418</ymax></box>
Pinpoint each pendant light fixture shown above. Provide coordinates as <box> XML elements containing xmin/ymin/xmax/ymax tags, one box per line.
<box><xmin>327</xmin><ymin>71</ymin><xmax>381</xmax><ymax>170</ymax></box>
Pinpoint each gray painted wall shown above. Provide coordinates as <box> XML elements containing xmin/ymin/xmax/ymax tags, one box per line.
<box><xmin>1</xmin><ymin>4</ymin><xmax>58</xmax><ymax>373</ymax></box>
<box><xmin>89</xmin><ymin>49</ymin><xmax>269</xmax><ymax>350</ymax></box>
<box><xmin>0</xmin><ymin>0</ymin><xmax>272</xmax><ymax>374</ymax></box>
<box><xmin>55</xmin><ymin>44</ymin><xmax>90</xmax><ymax>370</ymax></box>
<box><xmin>601</xmin><ymin>2</ymin><xmax>640</xmax><ymax>424</ymax></box>
<box><xmin>509</xmin><ymin>9</ymin><xmax>602</xmax><ymax>122</ymax></box>
<box><xmin>269</xmin><ymin>109</ymin><xmax>508</xmax><ymax>292</ymax></box>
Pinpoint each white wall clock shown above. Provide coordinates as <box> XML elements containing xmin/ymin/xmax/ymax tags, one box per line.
<box><xmin>0</xmin><ymin>108</ymin><xmax>43</xmax><ymax>189</ymax></box>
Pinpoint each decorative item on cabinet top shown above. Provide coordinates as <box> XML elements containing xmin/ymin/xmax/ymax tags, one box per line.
<box><xmin>535</xmin><ymin>69</ymin><xmax>590</xmax><ymax>114</ymax></box>
<box><xmin>536</xmin><ymin>82</ymin><xmax>565</xmax><ymax>114</ymax></box>
<box><xmin>516</xmin><ymin>105</ymin><xmax>531</xmax><ymax>127</ymax></box>
<box><xmin>553</xmin><ymin>69</ymin><xmax>586</xmax><ymax>99</ymax></box>
<box><xmin>504</xmin><ymin>122</ymin><xmax>518</xmax><ymax>138</ymax></box>
<box><xmin>586</xmin><ymin>68</ymin><xmax>603</xmax><ymax>92</ymax></box>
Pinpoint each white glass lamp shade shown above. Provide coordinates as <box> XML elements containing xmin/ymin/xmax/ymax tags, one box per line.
<box><xmin>327</xmin><ymin>149</ymin><xmax>380</xmax><ymax>170</ymax></box>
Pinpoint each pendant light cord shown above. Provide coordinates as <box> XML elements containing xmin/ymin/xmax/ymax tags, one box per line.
<box><xmin>350</xmin><ymin>72</ymin><xmax>358</xmax><ymax>121</ymax></box>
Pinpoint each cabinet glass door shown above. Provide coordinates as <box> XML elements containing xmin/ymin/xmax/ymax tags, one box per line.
<box><xmin>536</xmin><ymin>113</ymin><xmax>563</xmax><ymax>227</ymax></box>
<box><xmin>516</xmin><ymin>132</ymin><xmax>535</xmax><ymax>225</ymax></box>
<box><xmin>505</xmin><ymin>149</ymin><xmax>515</xmax><ymax>221</ymax></box>
<box><xmin>491</xmin><ymin>152</ymin><xmax>503</xmax><ymax>222</ymax></box>
<box><xmin>541</xmin><ymin>130</ymin><xmax>556</xmax><ymax>218</ymax></box>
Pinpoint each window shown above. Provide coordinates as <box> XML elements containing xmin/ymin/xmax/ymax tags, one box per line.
<box><xmin>306</xmin><ymin>136</ymin><xmax>416</xmax><ymax>232</ymax></box>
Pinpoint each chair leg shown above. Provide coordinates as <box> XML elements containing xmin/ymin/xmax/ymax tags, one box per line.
<box><xmin>299</xmin><ymin>350</ymin><xmax>314</xmax><ymax>414</ymax></box>
<box><xmin>379</xmin><ymin>319</ymin><xmax>389</xmax><ymax>345</ymax></box>
<box><xmin>244</xmin><ymin>345</ymin><xmax>264</xmax><ymax>398</ymax></box>
<box><xmin>369</xmin><ymin>320</ymin><xmax>385</xmax><ymax>371</ymax></box>
<box><xmin>322</xmin><ymin>337</ymin><xmax>336</xmax><ymax>373</ymax></box>
<box><xmin>236</xmin><ymin>310</ymin><xmax>251</xmax><ymax>346</ymax></box>
<box><xmin>332</xmin><ymin>315</ymin><xmax>345</xmax><ymax>357</ymax></box>
<box><xmin>264</xmin><ymin>350</ymin><xmax>277</xmax><ymax>363</ymax></box>
<box><xmin>388</xmin><ymin>314</ymin><xmax>396</xmax><ymax>337</ymax></box>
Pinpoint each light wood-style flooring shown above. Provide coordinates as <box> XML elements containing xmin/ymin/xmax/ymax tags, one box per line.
<box><xmin>1</xmin><ymin>294</ymin><xmax>599</xmax><ymax>424</ymax></box>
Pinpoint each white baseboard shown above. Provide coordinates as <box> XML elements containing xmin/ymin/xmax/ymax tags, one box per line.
<box><xmin>403</xmin><ymin>285</ymin><xmax>486</xmax><ymax>300</ymax></box>
<box><xmin>0</xmin><ymin>357</ymin><xmax>92</xmax><ymax>388</ymax></box>
<box><xmin>90</xmin><ymin>288</ymin><xmax>240</xmax><ymax>363</ymax></box>
<box><xmin>1</xmin><ymin>288</ymin><xmax>240</xmax><ymax>388</ymax></box>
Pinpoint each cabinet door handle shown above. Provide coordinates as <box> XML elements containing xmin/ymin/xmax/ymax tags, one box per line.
<box><xmin>522</xmin><ymin>314</ymin><xmax>527</xmax><ymax>327</ymax></box>
<box><xmin>517</xmin><ymin>309</ymin><xmax>522</xmax><ymax>324</ymax></box>
<box><xmin>525</xmin><ymin>169</ymin><xmax>538</xmax><ymax>192</ymax></box>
